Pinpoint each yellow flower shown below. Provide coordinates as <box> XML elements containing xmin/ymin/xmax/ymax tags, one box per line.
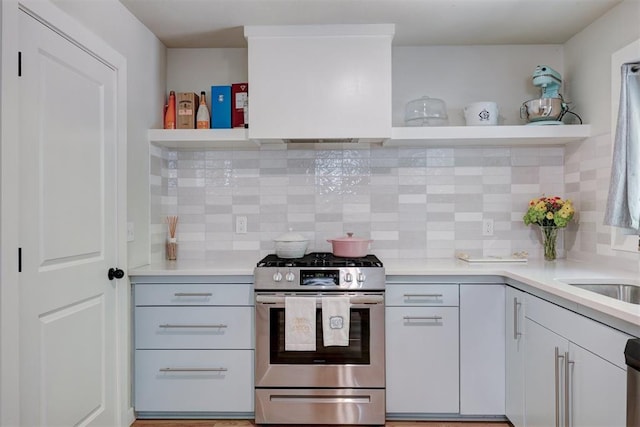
<box><xmin>561</xmin><ymin>204</ymin><xmax>573</xmax><ymax>215</ymax></box>
<box><xmin>546</xmin><ymin>212</ymin><xmax>554</xmax><ymax>220</ymax></box>
<box><xmin>536</xmin><ymin>201</ymin><xmax>547</xmax><ymax>212</ymax></box>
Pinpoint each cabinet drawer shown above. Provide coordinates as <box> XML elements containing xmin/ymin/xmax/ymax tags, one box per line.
<box><xmin>525</xmin><ymin>294</ymin><xmax>631</xmax><ymax>369</ymax></box>
<box><xmin>134</xmin><ymin>283</ymin><xmax>253</xmax><ymax>306</ymax></box>
<box><xmin>135</xmin><ymin>306</ymin><xmax>253</xmax><ymax>349</ymax></box>
<box><xmin>386</xmin><ymin>284</ymin><xmax>459</xmax><ymax>306</ymax></box>
<box><xmin>134</xmin><ymin>349</ymin><xmax>254</xmax><ymax>413</ymax></box>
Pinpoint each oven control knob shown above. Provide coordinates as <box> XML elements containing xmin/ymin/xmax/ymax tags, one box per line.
<box><xmin>345</xmin><ymin>273</ymin><xmax>353</xmax><ymax>283</ymax></box>
<box><xmin>357</xmin><ymin>273</ymin><xmax>366</xmax><ymax>283</ymax></box>
<box><xmin>273</xmin><ymin>271</ymin><xmax>283</xmax><ymax>282</ymax></box>
<box><xmin>285</xmin><ymin>271</ymin><xmax>295</xmax><ymax>282</ymax></box>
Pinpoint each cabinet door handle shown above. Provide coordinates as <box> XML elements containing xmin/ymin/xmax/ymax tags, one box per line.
<box><xmin>159</xmin><ymin>324</ymin><xmax>228</xmax><ymax>329</ymax></box>
<box><xmin>565</xmin><ymin>352</ymin><xmax>574</xmax><ymax>427</ymax></box>
<box><xmin>513</xmin><ymin>297</ymin><xmax>522</xmax><ymax>340</ymax></box>
<box><xmin>159</xmin><ymin>367</ymin><xmax>228</xmax><ymax>373</ymax></box>
<box><xmin>173</xmin><ymin>292</ymin><xmax>213</xmax><ymax>297</ymax></box>
<box><xmin>403</xmin><ymin>316</ymin><xmax>443</xmax><ymax>321</ymax></box>
<box><xmin>555</xmin><ymin>347</ymin><xmax>565</xmax><ymax>427</ymax></box>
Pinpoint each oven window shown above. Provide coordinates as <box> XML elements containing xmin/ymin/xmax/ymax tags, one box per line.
<box><xmin>269</xmin><ymin>308</ymin><xmax>370</xmax><ymax>364</ymax></box>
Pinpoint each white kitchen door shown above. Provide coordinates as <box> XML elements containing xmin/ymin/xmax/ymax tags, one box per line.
<box><xmin>18</xmin><ymin>8</ymin><xmax>120</xmax><ymax>426</ymax></box>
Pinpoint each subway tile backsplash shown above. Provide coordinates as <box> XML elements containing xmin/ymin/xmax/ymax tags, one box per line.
<box><xmin>564</xmin><ymin>135</ymin><xmax>639</xmax><ymax>269</ymax></box>
<box><xmin>151</xmin><ymin>143</ymin><xmax>569</xmax><ymax>264</ymax></box>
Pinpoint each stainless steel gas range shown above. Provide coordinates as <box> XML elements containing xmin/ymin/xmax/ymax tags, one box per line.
<box><xmin>253</xmin><ymin>252</ymin><xmax>386</xmax><ymax>426</ymax></box>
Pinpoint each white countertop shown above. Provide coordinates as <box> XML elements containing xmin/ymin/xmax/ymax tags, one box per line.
<box><xmin>129</xmin><ymin>259</ymin><xmax>256</xmax><ymax>276</ymax></box>
<box><xmin>129</xmin><ymin>257</ymin><xmax>640</xmax><ymax>331</ymax></box>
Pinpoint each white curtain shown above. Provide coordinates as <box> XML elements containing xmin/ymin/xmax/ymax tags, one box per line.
<box><xmin>604</xmin><ymin>62</ymin><xmax>640</xmax><ymax>232</ymax></box>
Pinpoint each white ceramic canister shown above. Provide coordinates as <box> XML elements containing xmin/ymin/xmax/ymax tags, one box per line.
<box><xmin>464</xmin><ymin>101</ymin><xmax>499</xmax><ymax>126</ymax></box>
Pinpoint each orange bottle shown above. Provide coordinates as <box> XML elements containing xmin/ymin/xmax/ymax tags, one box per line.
<box><xmin>196</xmin><ymin>91</ymin><xmax>210</xmax><ymax>129</ymax></box>
<box><xmin>164</xmin><ymin>90</ymin><xmax>176</xmax><ymax>129</ymax></box>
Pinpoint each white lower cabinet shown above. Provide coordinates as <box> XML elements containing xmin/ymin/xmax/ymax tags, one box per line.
<box><xmin>459</xmin><ymin>284</ymin><xmax>505</xmax><ymax>416</ymax></box>
<box><xmin>505</xmin><ymin>287</ymin><xmax>526</xmax><ymax>427</ymax></box>
<box><xmin>569</xmin><ymin>341</ymin><xmax>626</xmax><ymax>427</ymax></box>
<box><xmin>385</xmin><ymin>283</ymin><xmax>459</xmax><ymax>414</ymax></box>
<box><xmin>524</xmin><ymin>318</ymin><xmax>569</xmax><ymax>427</ymax></box>
<box><xmin>523</xmin><ymin>293</ymin><xmax>629</xmax><ymax>427</ymax></box>
<box><xmin>132</xmin><ymin>281</ymin><xmax>254</xmax><ymax>416</ymax></box>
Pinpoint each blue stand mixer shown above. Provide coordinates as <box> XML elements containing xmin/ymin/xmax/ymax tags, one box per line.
<box><xmin>533</xmin><ymin>65</ymin><xmax>563</xmax><ymax>98</ymax></box>
<box><xmin>520</xmin><ymin>65</ymin><xmax>571</xmax><ymax>125</ymax></box>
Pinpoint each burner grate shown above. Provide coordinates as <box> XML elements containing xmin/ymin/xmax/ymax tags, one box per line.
<box><xmin>257</xmin><ymin>252</ymin><xmax>383</xmax><ymax>268</ymax></box>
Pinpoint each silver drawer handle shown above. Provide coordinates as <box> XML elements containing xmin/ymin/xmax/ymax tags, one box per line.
<box><xmin>174</xmin><ymin>292</ymin><xmax>213</xmax><ymax>297</ymax></box>
<box><xmin>404</xmin><ymin>293</ymin><xmax>443</xmax><ymax>298</ymax></box>
<box><xmin>159</xmin><ymin>324</ymin><xmax>228</xmax><ymax>329</ymax></box>
<box><xmin>159</xmin><ymin>367</ymin><xmax>228</xmax><ymax>373</ymax></box>
<box><xmin>403</xmin><ymin>316</ymin><xmax>443</xmax><ymax>321</ymax></box>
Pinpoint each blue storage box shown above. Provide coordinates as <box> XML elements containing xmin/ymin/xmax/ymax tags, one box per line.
<box><xmin>211</xmin><ymin>85</ymin><xmax>232</xmax><ymax>129</ymax></box>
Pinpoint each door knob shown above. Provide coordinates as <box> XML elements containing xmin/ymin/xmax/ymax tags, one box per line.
<box><xmin>108</xmin><ymin>267</ymin><xmax>125</xmax><ymax>280</ymax></box>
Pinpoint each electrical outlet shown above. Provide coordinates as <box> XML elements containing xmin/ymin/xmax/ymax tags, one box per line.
<box><xmin>127</xmin><ymin>222</ymin><xmax>135</xmax><ymax>242</ymax></box>
<box><xmin>236</xmin><ymin>216</ymin><xmax>248</xmax><ymax>234</ymax></box>
<box><xmin>482</xmin><ymin>219</ymin><xmax>494</xmax><ymax>236</ymax></box>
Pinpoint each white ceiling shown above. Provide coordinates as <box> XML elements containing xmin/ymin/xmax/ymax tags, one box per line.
<box><xmin>117</xmin><ymin>0</ymin><xmax>624</xmax><ymax>48</ymax></box>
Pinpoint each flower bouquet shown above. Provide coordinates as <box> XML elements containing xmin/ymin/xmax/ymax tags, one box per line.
<box><xmin>523</xmin><ymin>196</ymin><xmax>575</xmax><ymax>260</ymax></box>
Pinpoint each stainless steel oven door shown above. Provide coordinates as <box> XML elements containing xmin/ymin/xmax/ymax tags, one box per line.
<box><xmin>254</xmin><ymin>292</ymin><xmax>385</xmax><ymax>388</ymax></box>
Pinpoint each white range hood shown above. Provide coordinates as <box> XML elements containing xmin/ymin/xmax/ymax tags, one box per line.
<box><xmin>244</xmin><ymin>24</ymin><xmax>394</xmax><ymax>143</ymax></box>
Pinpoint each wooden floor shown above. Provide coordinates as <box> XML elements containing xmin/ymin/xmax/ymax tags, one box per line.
<box><xmin>131</xmin><ymin>420</ymin><xmax>509</xmax><ymax>427</ymax></box>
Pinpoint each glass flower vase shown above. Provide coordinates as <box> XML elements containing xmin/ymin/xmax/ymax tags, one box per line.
<box><xmin>540</xmin><ymin>226</ymin><xmax>559</xmax><ymax>261</ymax></box>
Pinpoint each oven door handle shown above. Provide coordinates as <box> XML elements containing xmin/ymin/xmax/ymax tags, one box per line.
<box><xmin>255</xmin><ymin>295</ymin><xmax>384</xmax><ymax>305</ymax></box>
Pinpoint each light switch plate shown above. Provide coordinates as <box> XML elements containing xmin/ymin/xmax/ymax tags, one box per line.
<box><xmin>236</xmin><ymin>216</ymin><xmax>248</xmax><ymax>234</ymax></box>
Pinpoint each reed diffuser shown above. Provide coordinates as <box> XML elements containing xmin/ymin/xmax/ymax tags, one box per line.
<box><xmin>166</xmin><ymin>215</ymin><xmax>178</xmax><ymax>260</ymax></box>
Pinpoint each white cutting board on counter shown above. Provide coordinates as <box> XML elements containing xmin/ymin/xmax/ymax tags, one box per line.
<box><xmin>456</xmin><ymin>253</ymin><xmax>528</xmax><ymax>263</ymax></box>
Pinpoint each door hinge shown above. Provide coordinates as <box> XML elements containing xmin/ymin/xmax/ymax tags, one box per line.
<box><xmin>18</xmin><ymin>51</ymin><xmax>21</xmax><ymax>77</ymax></box>
<box><xmin>18</xmin><ymin>247</ymin><xmax>22</xmax><ymax>272</ymax></box>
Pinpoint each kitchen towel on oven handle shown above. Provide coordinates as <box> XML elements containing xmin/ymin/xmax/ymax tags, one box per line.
<box><xmin>285</xmin><ymin>297</ymin><xmax>316</xmax><ymax>351</ymax></box>
<box><xmin>322</xmin><ymin>296</ymin><xmax>351</xmax><ymax>347</ymax></box>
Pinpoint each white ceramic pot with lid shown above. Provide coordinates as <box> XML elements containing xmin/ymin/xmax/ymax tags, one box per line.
<box><xmin>464</xmin><ymin>101</ymin><xmax>499</xmax><ymax>125</ymax></box>
<box><xmin>274</xmin><ymin>229</ymin><xmax>309</xmax><ymax>258</ymax></box>
<box><xmin>327</xmin><ymin>232</ymin><xmax>373</xmax><ymax>258</ymax></box>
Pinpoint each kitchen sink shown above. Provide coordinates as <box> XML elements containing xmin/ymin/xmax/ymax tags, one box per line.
<box><xmin>557</xmin><ymin>279</ymin><xmax>640</xmax><ymax>305</ymax></box>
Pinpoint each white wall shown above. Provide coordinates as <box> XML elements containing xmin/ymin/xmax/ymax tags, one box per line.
<box><xmin>167</xmin><ymin>48</ymin><xmax>248</xmax><ymax>95</ymax></box>
<box><xmin>392</xmin><ymin>45</ymin><xmax>563</xmax><ymax>126</ymax></box>
<box><xmin>562</xmin><ymin>0</ymin><xmax>640</xmax><ymax>271</ymax></box>
<box><xmin>564</xmin><ymin>0</ymin><xmax>640</xmax><ymax>135</ymax></box>
<box><xmin>52</xmin><ymin>0</ymin><xmax>166</xmax><ymax>269</ymax></box>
